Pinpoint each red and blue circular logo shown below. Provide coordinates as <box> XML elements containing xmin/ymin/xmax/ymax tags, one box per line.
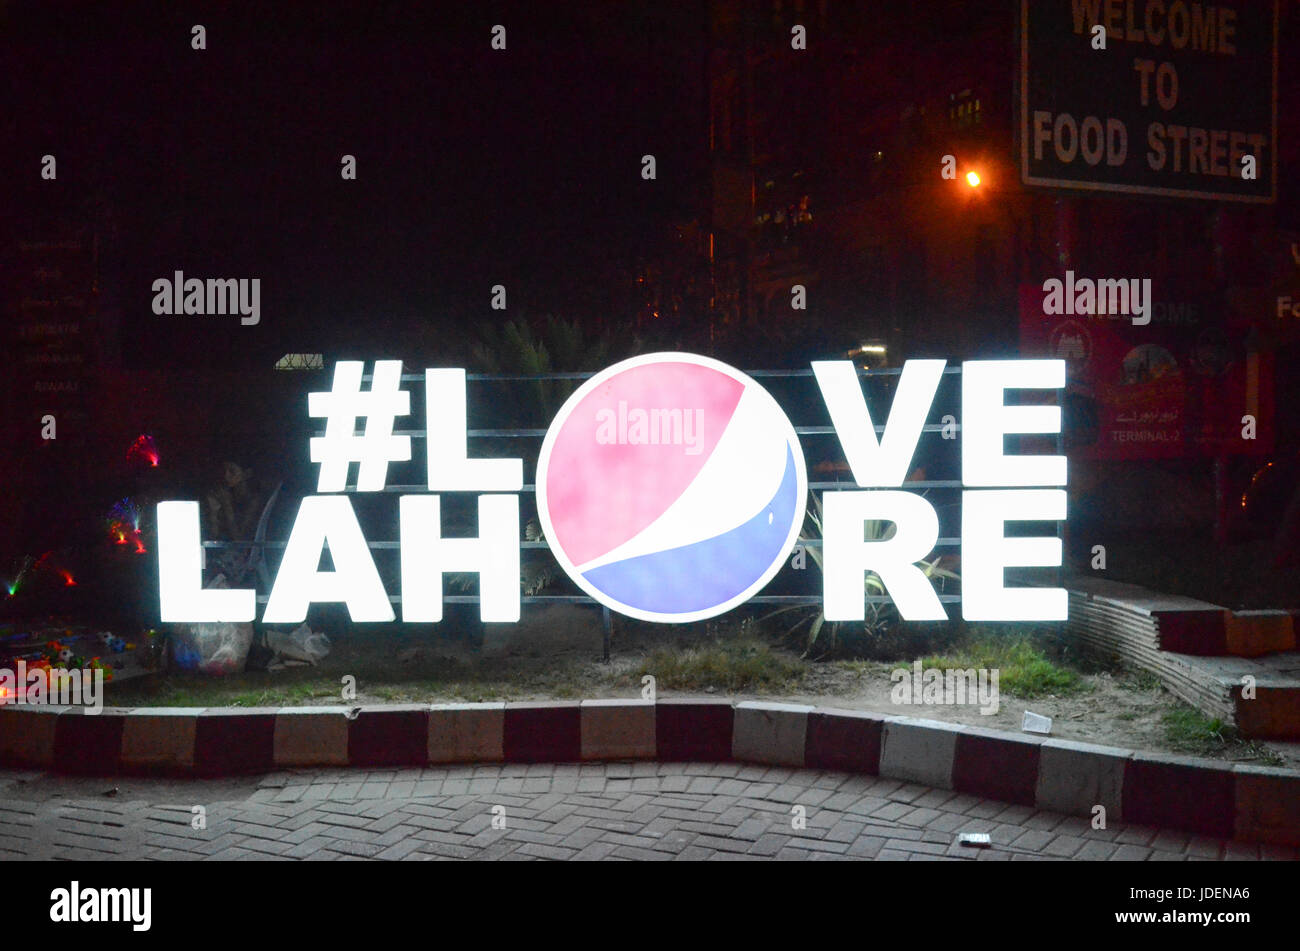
<box><xmin>536</xmin><ymin>353</ymin><xmax>807</xmax><ymax>623</ymax></box>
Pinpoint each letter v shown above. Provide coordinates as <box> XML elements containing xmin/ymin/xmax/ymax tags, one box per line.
<box><xmin>811</xmin><ymin>359</ymin><xmax>946</xmax><ymax>487</ymax></box>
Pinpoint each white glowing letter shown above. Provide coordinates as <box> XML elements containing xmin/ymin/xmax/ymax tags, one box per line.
<box><xmin>263</xmin><ymin>496</ymin><xmax>394</xmax><ymax>623</ymax></box>
<box><xmin>822</xmin><ymin>490</ymin><xmax>947</xmax><ymax>622</ymax></box>
<box><xmin>812</xmin><ymin>359</ymin><xmax>946</xmax><ymax>487</ymax></box>
<box><xmin>309</xmin><ymin>360</ymin><xmax>411</xmax><ymax>492</ymax></box>
<box><xmin>425</xmin><ymin>369</ymin><xmax>523</xmax><ymax>491</ymax></box>
<box><xmin>399</xmin><ymin>494</ymin><xmax>521</xmax><ymax>622</ymax></box>
<box><xmin>962</xmin><ymin>360</ymin><xmax>1066</xmax><ymax>487</ymax></box>
<box><xmin>961</xmin><ymin>489</ymin><xmax>1067</xmax><ymax>621</ymax></box>
<box><xmin>157</xmin><ymin>501</ymin><xmax>256</xmax><ymax>622</ymax></box>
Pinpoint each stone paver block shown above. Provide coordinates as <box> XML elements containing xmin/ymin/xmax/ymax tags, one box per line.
<box><xmin>580</xmin><ymin>700</ymin><xmax>655</xmax><ymax>761</ymax></box>
<box><xmin>879</xmin><ymin>717</ymin><xmax>960</xmax><ymax>790</ymax></box>
<box><xmin>429</xmin><ymin>703</ymin><xmax>505</xmax><ymax>764</ymax></box>
<box><xmin>1233</xmin><ymin>763</ymin><xmax>1300</xmax><ymax>846</ymax></box>
<box><xmin>804</xmin><ymin>708</ymin><xmax>883</xmax><ymax>774</ymax></box>
<box><xmin>655</xmin><ymin>699</ymin><xmax>733</xmax><ymax>761</ymax></box>
<box><xmin>0</xmin><ymin>756</ymin><xmax>1276</xmax><ymax>860</ymax></box>
<box><xmin>1034</xmin><ymin>737</ymin><xmax>1130</xmax><ymax>821</ymax></box>
<box><xmin>1122</xmin><ymin>752</ymin><xmax>1234</xmax><ymax>839</ymax></box>
<box><xmin>122</xmin><ymin>707</ymin><xmax>206</xmax><ymax>771</ymax></box>
<box><xmin>274</xmin><ymin>707</ymin><xmax>350</xmax><ymax>767</ymax></box>
<box><xmin>733</xmin><ymin>702</ymin><xmax>813</xmax><ymax>767</ymax></box>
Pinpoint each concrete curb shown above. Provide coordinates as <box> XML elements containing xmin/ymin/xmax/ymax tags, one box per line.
<box><xmin>1122</xmin><ymin>751</ymin><xmax>1237</xmax><ymax>839</ymax></box>
<box><xmin>580</xmin><ymin>699</ymin><xmax>655</xmax><ymax>761</ymax></box>
<box><xmin>732</xmin><ymin>701</ymin><xmax>813</xmax><ymax>767</ymax></box>
<box><xmin>1033</xmin><ymin>737</ymin><xmax>1130</xmax><ymax>822</ymax></box>
<box><xmin>274</xmin><ymin>706</ymin><xmax>351</xmax><ymax>768</ymax></box>
<box><xmin>1233</xmin><ymin>763</ymin><xmax>1300</xmax><ymax>845</ymax></box>
<box><xmin>0</xmin><ymin>699</ymin><xmax>1295</xmax><ymax>845</ymax></box>
<box><xmin>805</xmin><ymin>707</ymin><xmax>884</xmax><ymax>774</ymax></box>
<box><xmin>504</xmin><ymin>701</ymin><xmax>581</xmax><ymax>763</ymax></box>
<box><xmin>879</xmin><ymin>716</ymin><xmax>961</xmax><ymax>790</ymax></box>
<box><xmin>428</xmin><ymin>702</ymin><xmax>505</xmax><ymax>764</ymax></box>
<box><xmin>952</xmin><ymin>724</ymin><xmax>1044</xmax><ymax>807</ymax></box>
<box><xmin>123</xmin><ymin>707</ymin><xmax>204</xmax><ymax>772</ymax></box>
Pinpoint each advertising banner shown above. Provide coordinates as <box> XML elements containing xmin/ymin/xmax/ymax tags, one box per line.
<box><xmin>1019</xmin><ymin>283</ymin><xmax>1274</xmax><ymax>458</ymax></box>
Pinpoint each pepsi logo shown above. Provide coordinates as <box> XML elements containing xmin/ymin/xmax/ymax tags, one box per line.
<box><xmin>536</xmin><ymin>353</ymin><xmax>808</xmax><ymax>623</ymax></box>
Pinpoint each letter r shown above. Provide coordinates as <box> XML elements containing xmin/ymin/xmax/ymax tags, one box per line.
<box><xmin>822</xmin><ymin>490</ymin><xmax>947</xmax><ymax>622</ymax></box>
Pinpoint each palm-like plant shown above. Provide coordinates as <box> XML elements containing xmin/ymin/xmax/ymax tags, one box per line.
<box><xmin>446</xmin><ymin>516</ymin><xmax>555</xmax><ymax>598</ymax></box>
<box><xmin>470</xmin><ymin>316</ymin><xmax>614</xmax><ymax>425</ymax></box>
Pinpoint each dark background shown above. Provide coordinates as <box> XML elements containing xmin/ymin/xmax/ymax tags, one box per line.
<box><xmin>1</xmin><ymin>0</ymin><xmax>709</xmax><ymax>369</ymax></box>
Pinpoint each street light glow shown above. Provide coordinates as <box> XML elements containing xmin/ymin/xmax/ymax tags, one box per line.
<box><xmin>966</xmin><ymin>171</ymin><xmax>981</xmax><ymax>187</ymax></box>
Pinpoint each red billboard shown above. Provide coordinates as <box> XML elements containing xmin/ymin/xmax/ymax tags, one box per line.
<box><xmin>1018</xmin><ymin>283</ymin><xmax>1273</xmax><ymax>459</ymax></box>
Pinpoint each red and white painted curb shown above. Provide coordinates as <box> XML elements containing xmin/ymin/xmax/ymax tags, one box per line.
<box><xmin>0</xmin><ymin>699</ymin><xmax>1295</xmax><ymax>845</ymax></box>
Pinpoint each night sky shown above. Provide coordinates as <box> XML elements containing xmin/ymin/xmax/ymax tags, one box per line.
<box><xmin>2</xmin><ymin>1</ymin><xmax>709</xmax><ymax>369</ymax></box>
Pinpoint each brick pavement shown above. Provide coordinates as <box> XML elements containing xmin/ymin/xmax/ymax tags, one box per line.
<box><xmin>0</xmin><ymin>763</ymin><xmax>1290</xmax><ymax>861</ymax></box>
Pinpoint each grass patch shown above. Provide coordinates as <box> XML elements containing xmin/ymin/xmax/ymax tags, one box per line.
<box><xmin>102</xmin><ymin>646</ymin><xmax>609</xmax><ymax>707</ymax></box>
<box><xmin>917</xmin><ymin>636</ymin><xmax>1084</xmax><ymax>699</ymax></box>
<box><xmin>1162</xmin><ymin>705</ymin><xmax>1230</xmax><ymax>747</ymax></box>
<box><xmin>630</xmin><ymin>639</ymin><xmax>806</xmax><ymax>693</ymax></box>
<box><xmin>107</xmin><ymin>672</ymin><xmax>348</xmax><ymax>708</ymax></box>
<box><xmin>1161</xmin><ymin>704</ymin><xmax>1284</xmax><ymax>765</ymax></box>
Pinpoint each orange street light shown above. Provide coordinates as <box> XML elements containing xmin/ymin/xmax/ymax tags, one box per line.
<box><xmin>965</xmin><ymin>171</ymin><xmax>981</xmax><ymax>188</ymax></box>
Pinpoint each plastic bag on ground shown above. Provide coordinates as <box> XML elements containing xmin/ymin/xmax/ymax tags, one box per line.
<box><xmin>169</xmin><ymin>574</ymin><xmax>254</xmax><ymax>675</ymax></box>
<box><xmin>266</xmin><ymin>623</ymin><xmax>331</xmax><ymax>665</ymax></box>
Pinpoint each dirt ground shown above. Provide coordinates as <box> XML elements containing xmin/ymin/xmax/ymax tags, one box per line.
<box><xmin>463</xmin><ymin>648</ymin><xmax>1300</xmax><ymax>769</ymax></box>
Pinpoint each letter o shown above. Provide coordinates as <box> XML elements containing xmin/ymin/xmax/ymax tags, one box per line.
<box><xmin>1145</xmin><ymin>0</ymin><xmax>1166</xmax><ymax>45</ymax></box>
<box><xmin>1155</xmin><ymin>62</ymin><xmax>1178</xmax><ymax>110</ymax></box>
<box><xmin>1168</xmin><ymin>1</ymin><xmax>1190</xmax><ymax>48</ymax></box>
<box><xmin>1053</xmin><ymin>113</ymin><xmax>1079</xmax><ymax>163</ymax></box>
<box><xmin>1080</xmin><ymin>117</ymin><xmax>1105</xmax><ymax>166</ymax></box>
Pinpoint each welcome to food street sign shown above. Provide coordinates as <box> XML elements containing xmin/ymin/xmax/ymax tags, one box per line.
<box><xmin>156</xmin><ymin>355</ymin><xmax>1069</xmax><ymax>626</ymax></box>
<box><xmin>1020</xmin><ymin>0</ymin><xmax>1277</xmax><ymax>202</ymax></box>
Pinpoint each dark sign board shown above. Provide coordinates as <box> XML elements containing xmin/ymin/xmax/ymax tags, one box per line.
<box><xmin>1020</xmin><ymin>1</ymin><xmax>1277</xmax><ymax>202</ymax></box>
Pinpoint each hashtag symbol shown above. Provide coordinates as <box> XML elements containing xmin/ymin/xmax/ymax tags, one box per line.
<box><xmin>309</xmin><ymin>360</ymin><xmax>411</xmax><ymax>492</ymax></box>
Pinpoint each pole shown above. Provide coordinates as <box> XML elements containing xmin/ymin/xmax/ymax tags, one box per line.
<box><xmin>1057</xmin><ymin>424</ymin><xmax>1067</xmax><ymax>590</ymax></box>
<box><xmin>1213</xmin><ymin>455</ymin><xmax>1230</xmax><ymax>544</ymax></box>
<box><xmin>601</xmin><ymin>606</ymin><xmax>612</xmax><ymax>663</ymax></box>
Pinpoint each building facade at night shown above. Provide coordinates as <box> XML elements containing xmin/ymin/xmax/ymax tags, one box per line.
<box><xmin>705</xmin><ymin>0</ymin><xmax>1300</xmax><ymax>536</ymax></box>
<box><xmin>709</xmin><ymin>0</ymin><xmax>1297</xmax><ymax>345</ymax></box>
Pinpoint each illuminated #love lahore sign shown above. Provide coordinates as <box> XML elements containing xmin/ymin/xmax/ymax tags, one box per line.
<box><xmin>156</xmin><ymin>355</ymin><xmax>1069</xmax><ymax>625</ymax></box>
